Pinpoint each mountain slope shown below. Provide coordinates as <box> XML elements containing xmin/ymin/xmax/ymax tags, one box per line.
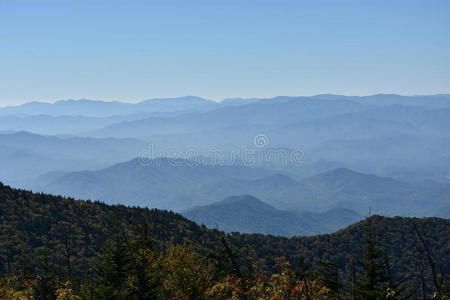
<box><xmin>203</xmin><ymin>174</ymin><xmax>316</xmax><ymax>210</ymax></box>
<box><xmin>0</xmin><ymin>113</ymin><xmax>151</xmax><ymax>135</ymax></box>
<box><xmin>80</xmin><ymin>97</ymin><xmax>450</xmax><ymax>183</ymax></box>
<box><xmin>0</xmin><ymin>131</ymin><xmax>147</xmax><ymax>185</ymax></box>
<box><xmin>183</xmin><ymin>195</ymin><xmax>362</xmax><ymax>236</ymax></box>
<box><xmin>278</xmin><ymin>105</ymin><xmax>450</xmax><ymax>149</ymax></box>
<box><xmin>40</xmin><ymin>161</ymin><xmax>450</xmax><ymax>216</ymax></box>
<box><xmin>40</xmin><ymin>158</ymin><xmax>276</xmax><ymax>210</ymax></box>
<box><xmin>2</xmin><ymin>95</ymin><xmax>449</xmax><ymax>183</ymax></box>
<box><xmin>304</xmin><ymin>134</ymin><xmax>450</xmax><ymax>182</ymax></box>
<box><xmin>88</xmin><ymin>97</ymin><xmax>367</xmax><ymax>138</ymax></box>
<box><xmin>312</xmin><ymin>94</ymin><xmax>450</xmax><ymax>108</ymax></box>
<box><xmin>0</xmin><ymin>182</ymin><xmax>449</xmax><ymax>287</ymax></box>
<box><xmin>299</xmin><ymin>168</ymin><xmax>450</xmax><ymax>216</ymax></box>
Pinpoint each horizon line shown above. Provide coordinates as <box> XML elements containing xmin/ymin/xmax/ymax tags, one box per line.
<box><xmin>2</xmin><ymin>92</ymin><xmax>450</xmax><ymax>108</ymax></box>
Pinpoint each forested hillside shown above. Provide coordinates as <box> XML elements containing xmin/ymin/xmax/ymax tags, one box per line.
<box><xmin>1</xmin><ymin>182</ymin><xmax>449</xmax><ymax>299</ymax></box>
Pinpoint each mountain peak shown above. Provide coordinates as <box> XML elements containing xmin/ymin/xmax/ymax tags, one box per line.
<box><xmin>327</xmin><ymin>167</ymin><xmax>360</xmax><ymax>176</ymax></box>
<box><xmin>54</xmin><ymin>99</ymin><xmax>121</xmax><ymax>105</ymax></box>
<box><xmin>219</xmin><ymin>195</ymin><xmax>273</xmax><ymax>208</ymax></box>
<box><xmin>306</xmin><ymin>168</ymin><xmax>364</xmax><ymax>182</ymax></box>
<box><xmin>139</xmin><ymin>96</ymin><xmax>212</xmax><ymax>104</ymax></box>
<box><xmin>311</xmin><ymin>94</ymin><xmax>349</xmax><ymax>100</ymax></box>
<box><xmin>304</xmin><ymin>167</ymin><xmax>409</xmax><ymax>190</ymax></box>
<box><xmin>317</xmin><ymin>167</ymin><xmax>407</xmax><ymax>185</ymax></box>
<box><xmin>262</xmin><ymin>174</ymin><xmax>298</xmax><ymax>183</ymax></box>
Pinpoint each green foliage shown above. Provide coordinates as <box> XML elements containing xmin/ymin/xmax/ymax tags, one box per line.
<box><xmin>316</xmin><ymin>259</ymin><xmax>341</xmax><ymax>297</ymax></box>
<box><xmin>1</xmin><ymin>183</ymin><xmax>450</xmax><ymax>299</ymax></box>
<box><xmin>127</xmin><ymin>222</ymin><xmax>160</xmax><ymax>300</ymax></box>
<box><xmin>353</xmin><ymin>217</ymin><xmax>389</xmax><ymax>299</ymax></box>
<box><xmin>94</xmin><ymin>232</ymin><xmax>133</xmax><ymax>299</ymax></box>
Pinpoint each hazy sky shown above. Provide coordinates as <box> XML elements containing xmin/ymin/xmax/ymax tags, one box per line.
<box><xmin>1</xmin><ymin>0</ymin><xmax>449</xmax><ymax>105</ymax></box>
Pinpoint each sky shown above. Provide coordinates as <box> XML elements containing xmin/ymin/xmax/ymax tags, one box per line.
<box><xmin>0</xmin><ymin>0</ymin><xmax>449</xmax><ymax>105</ymax></box>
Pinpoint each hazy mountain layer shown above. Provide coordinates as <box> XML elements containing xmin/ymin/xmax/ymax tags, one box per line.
<box><xmin>0</xmin><ymin>131</ymin><xmax>146</xmax><ymax>185</ymax></box>
<box><xmin>37</xmin><ymin>158</ymin><xmax>276</xmax><ymax>210</ymax></box>
<box><xmin>0</xmin><ymin>96</ymin><xmax>217</xmax><ymax>117</ymax></box>
<box><xmin>183</xmin><ymin>195</ymin><xmax>363</xmax><ymax>236</ymax></box>
<box><xmin>36</xmin><ymin>158</ymin><xmax>450</xmax><ymax>217</ymax></box>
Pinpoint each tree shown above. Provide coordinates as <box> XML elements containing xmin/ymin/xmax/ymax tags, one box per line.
<box><xmin>33</xmin><ymin>248</ymin><xmax>59</xmax><ymax>300</ymax></box>
<box><xmin>127</xmin><ymin>221</ymin><xmax>160</xmax><ymax>300</ymax></box>
<box><xmin>413</xmin><ymin>221</ymin><xmax>445</xmax><ymax>299</ymax></box>
<box><xmin>316</xmin><ymin>259</ymin><xmax>340</xmax><ymax>298</ymax></box>
<box><xmin>161</xmin><ymin>245</ymin><xmax>215</xmax><ymax>299</ymax></box>
<box><xmin>94</xmin><ymin>231</ymin><xmax>132</xmax><ymax>299</ymax></box>
<box><xmin>0</xmin><ymin>275</ymin><xmax>34</xmax><ymax>300</ymax></box>
<box><xmin>354</xmin><ymin>217</ymin><xmax>388</xmax><ymax>300</ymax></box>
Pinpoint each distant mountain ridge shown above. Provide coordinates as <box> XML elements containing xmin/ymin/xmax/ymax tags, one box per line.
<box><xmin>87</xmin><ymin>97</ymin><xmax>368</xmax><ymax>138</ymax></box>
<box><xmin>0</xmin><ymin>131</ymin><xmax>146</xmax><ymax>185</ymax></box>
<box><xmin>37</xmin><ymin>157</ymin><xmax>276</xmax><ymax>210</ymax></box>
<box><xmin>0</xmin><ymin>96</ymin><xmax>217</xmax><ymax>117</ymax></box>
<box><xmin>1</xmin><ymin>93</ymin><xmax>450</xmax><ymax>219</ymax></box>
<box><xmin>3</xmin><ymin>93</ymin><xmax>449</xmax><ymax>118</ymax></box>
<box><xmin>2</xmin><ymin>95</ymin><xmax>450</xmax><ymax>185</ymax></box>
<box><xmin>183</xmin><ymin>195</ymin><xmax>363</xmax><ymax>236</ymax></box>
<box><xmin>34</xmin><ymin>157</ymin><xmax>450</xmax><ymax>218</ymax></box>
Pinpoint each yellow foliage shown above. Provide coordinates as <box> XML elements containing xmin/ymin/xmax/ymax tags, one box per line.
<box><xmin>208</xmin><ymin>260</ymin><xmax>336</xmax><ymax>300</ymax></box>
<box><xmin>161</xmin><ymin>245</ymin><xmax>215</xmax><ymax>300</ymax></box>
<box><xmin>55</xmin><ymin>281</ymin><xmax>82</xmax><ymax>300</ymax></box>
<box><xmin>0</xmin><ymin>275</ymin><xmax>34</xmax><ymax>300</ymax></box>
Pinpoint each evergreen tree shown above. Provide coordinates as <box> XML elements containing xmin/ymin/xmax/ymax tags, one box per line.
<box><xmin>94</xmin><ymin>231</ymin><xmax>132</xmax><ymax>299</ymax></box>
<box><xmin>354</xmin><ymin>217</ymin><xmax>388</xmax><ymax>300</ymax></box>
<box><xmin>33</xmin><ymin>249</ymin><xmax>58</xmax><ymax>300</ymax></box>
<box><xmin>316</xmin><ymin>236</ymin><xmax>341</xmax><ymax>297</ymax></box>
<box><xmin>317</xmin><ymin>259</ymin><xmax>341</xmax><ymax>297</ymax></box>
<box><xmin>128</xmin><ymin>221</ymin><xmax>160</xmax><ymax>300</ymax></box>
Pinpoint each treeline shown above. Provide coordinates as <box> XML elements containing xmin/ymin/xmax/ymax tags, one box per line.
<box><xmin>1</xmin><ymin>217</ymin><xmax>449</xmax><ymax>299</ymax></box>
<box><xmin>0</xmin><ymin>182</ymin><xmax>450</xmax><ymax>299</ymax></box>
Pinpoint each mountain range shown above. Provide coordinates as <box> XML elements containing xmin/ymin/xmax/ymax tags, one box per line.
<box><xmin>0</xmin><ymin>131</ymin><xmax>146</xmax><ymax>186</ymax></box>
<box><xmin>35</xmin><ymin>157</ymin><xmax>275</xmax><ymax>210</ymax></box>
<box><xmin>0</xmin><ymin>96</ymin><xmax>217</xmax><ymax>117</ymax></box>
<box><xmin>3</xmin><ymin>94</ymin><xmax>450</xmax><ymax>119</ymax></box>
<box><xmin>1</xmin><ymin>94</ymin><xmax>450</xmax><ymax>236</ymax></box>
<box><xmin>33</xmin><ymin>157</ymin><xmax>450</xmax><ymax>219</ymax></box>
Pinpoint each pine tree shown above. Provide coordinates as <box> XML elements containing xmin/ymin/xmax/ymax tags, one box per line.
<box><xmin>317</xmin><ymin>259</ymin><xmax>341</xmax><ymax>297</ymax></box>
<box><xmin>94</xmin><ymin>231</ymin><xmax>132</xmax><ymax>299</ymax></box>
<box><xmin>354</xmin><ymin>217</ymin><xmax>388</xmax><ymax>300</ymax></box>
<box><xmin>128</xmin><ymin>221</ymin><xmax>160</xmax><ymax>300</ymax></box>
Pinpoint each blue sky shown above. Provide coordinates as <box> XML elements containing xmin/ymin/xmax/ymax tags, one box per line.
<box><xmin>1</xmin><ymin>0</ymin><xmax>449</xmax><ymax>105</ymax></box>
